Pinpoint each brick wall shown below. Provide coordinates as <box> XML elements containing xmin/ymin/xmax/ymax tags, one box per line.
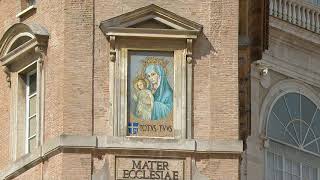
<box><xmin>0</xmin><ymin>0</ymin><xmax>241</xmax><ymax>179</ymax></box>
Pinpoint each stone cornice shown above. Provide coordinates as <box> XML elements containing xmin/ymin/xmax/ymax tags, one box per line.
<box><xmin>100</xmin><ymin>4</ymin><xmax>202</xmax><ymax>39</ymax></box>
<box><xmin>0</xmin><ymin>135</ymin><xmax>243</xmax><ymax>179</ymax></box>
<box><xmin>262</xmin><ymin>52</ymin><xmax>320</xmax><ymax>88</ymax></box>
<box><xmin>103</xmin><ymin>27</ymin><xmax>199</xmax><ymax>39</ymax></box>
<box><xmin>0</xmin><ymin>38</ymin><xmax>38</xmax><ymax>66</ymax></box>
<box><xmin>270</xmin><ymin>17</ymin><xmax>320</xmax><ymax>48</ymax></box>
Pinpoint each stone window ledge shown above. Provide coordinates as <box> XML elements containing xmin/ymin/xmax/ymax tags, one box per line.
<box><xmin>16</xmin><ymin>5</ymin><xmax>37</xmax><ymax>19</ymax></box>
<box><xmin>0</xmin><ymin>135</ymin><xmax>243</xmax><ymax>179</ymax></box>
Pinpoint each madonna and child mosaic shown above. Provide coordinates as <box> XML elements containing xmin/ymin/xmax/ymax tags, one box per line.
<box><xmin>128</xmin><ymin>51</ymin><xmax>174</xmax><ymax>137</ymax></box>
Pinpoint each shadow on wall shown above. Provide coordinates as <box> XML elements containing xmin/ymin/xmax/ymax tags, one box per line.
<box><xmin>193</xmin><ymin>32</ymin><xmax>216</xmax><ymax>64</ymax></box>
<box><xmin>191</xmin><ymin>32</ymin><xmax>216</xmax><ymax>139</ymax></box>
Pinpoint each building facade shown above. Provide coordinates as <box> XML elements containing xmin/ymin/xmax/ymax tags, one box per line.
<box><xmin>0</xmin><ymin>0</ymin><xmax>267</xmax><ymax>180</ymax></box>
<box><xmin>243</xmin><ymin>0</ymin><xmax>320</xmax><ymax>180</ymax></box>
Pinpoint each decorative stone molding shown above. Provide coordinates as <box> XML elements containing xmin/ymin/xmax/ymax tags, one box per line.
<box><xmin>186</xmin><ymin>38</ymin><xmax>193</xmax><ymax>64</ymax></box>
<box><xmin>35</xmin><ymin>45</ymin><xmax>46</xmax><ymax>59</ymax></box>
<box><xmin>3</xmin><ymin>66</ymin><xmax>11</xmax><ymax>87</ymax></box>
<box><xmin>109</xmin><ymin>35</ymin><xmax>116</xmax><ymax>62</ymax></box>
<box><xmin>254</xmin><ymin>60</ymin><xmax>271</xmax><ymax>88</ymax></box>
<box><xmin>0</xmin><ymin>135</ymin><xmax>243</xmax><ymax>180</ymax></box>
<box><xmin>99</xmin><ymin>4</ymin><xmax>203</xmax><ymax>139</ymax></box>
<box><xmin>0</xmin><ymin>23</ymin><xmax>49</xmax><ymax>67</ymax></box>
<box><xmin>100</xmin><ymin>4</ymin><xmax>202</xmax><ymax>39</ymax></box>
<box><xmin>258</xmin><ymin>79</ymin><xmax>320</xmax><ymax>134</ymax></box>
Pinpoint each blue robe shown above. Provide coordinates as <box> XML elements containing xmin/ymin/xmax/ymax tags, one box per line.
<box><xmin>145</xmin><ymin>64</ymin><xmax>173</xmax><ymax>120</ymax></box>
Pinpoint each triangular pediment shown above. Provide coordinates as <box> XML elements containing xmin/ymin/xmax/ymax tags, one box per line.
<box><xmin>100</xmin><ymin>4</ymin><xmax>202</xmax><ymax>38</ymax></box>
<box><xmin>129</xmin><ymin>19</ymin><xmax>174</xmax><ymax>29</ymax></box>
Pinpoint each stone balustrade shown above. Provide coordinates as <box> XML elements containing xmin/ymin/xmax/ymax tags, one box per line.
<box><xmin>270</xmin><ymin>0</ymin><xmax>320</xmax><ymax>33</ymax></box>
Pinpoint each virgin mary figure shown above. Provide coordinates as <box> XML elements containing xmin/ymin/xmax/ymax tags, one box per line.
<box><xmin>145</xmin><ymin>64</ymin><xmax>173</xmax><ymax>120</ymax></box>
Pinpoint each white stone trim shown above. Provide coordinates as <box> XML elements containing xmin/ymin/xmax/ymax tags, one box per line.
<box><xmin>97</xmin><ymin>136</ymin><xmax>195</xmax><ymax>152</ymax></box>
<box><xmin>104</xmin><ymin>28</ymin><xmax>199</xmax><ymax>39</ymax></box>
<box><xmin>262</xmin><ymin>53</ymin><xmax>320</xmax><ymax>89</ymax></box>
<box><xmin>110</xmin><ymin>39</ymin><xmax>190</xmax><ymax>139</ymax></box>
<box><xmin>1</xmin><ymin>38</ymin><xmax>38</xmax><ymax>66</ymax></box>
<box><xmin>0</xmin><ymin>135</ymin><xmax>243</xmax><ymax>180</ymax></box>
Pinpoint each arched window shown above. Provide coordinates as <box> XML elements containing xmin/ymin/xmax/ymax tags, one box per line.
<box><xmin>266</xmin><ymin>92</ymin><xmax>320</xmax><ymax>180</ymax></box>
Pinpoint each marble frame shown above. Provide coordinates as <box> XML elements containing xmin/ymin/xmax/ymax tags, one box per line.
<box><xmin>100</xmin><ymin>4</ymin><xmax>202</xmax><ymax>139</ymax></box>
<box><xmin>111</xmin><ymin>38</ymin><xmax>188</xmax><ymax>139</ymax></box>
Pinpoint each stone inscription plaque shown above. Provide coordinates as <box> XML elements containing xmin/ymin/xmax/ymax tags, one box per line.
<box><xmin>116</xmin><ymin>157</ymin><xmax>184</xmax><ymax>180</ymax></box>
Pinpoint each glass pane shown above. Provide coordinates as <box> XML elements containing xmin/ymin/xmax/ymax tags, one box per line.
<box><xmin>272</xmin><ymin>97</ymin><xmax>291</xmax><ymax>125</ymax></box>
<box><xmin>301</xmin><ymin>95</ymin><xmax>317</xmax><ymax>126</ymax></box>
<box><xmin>284</xmin><ymin>173</ymin><xmax>292</xmax><ymax>180</ymax></box>
<box><xmin>285</xmin><ymin>93</ymin><xmax>300</xmax><ymax>120</ymax></box>
<box><xmin>302</xmin><ymin>165</ymin><xmax>318</xmax><ymax>180</ymax></box>
<box><xmin>292</xmin><ymin>161</ymin><xmax>300</xmax><ymax>176</ymax></box>
<box><xmin>267</xmin><ymin>152</ymin><xmax>275</xmax><ymax>180</ymax></box>
<box><xmin>267</xmin><ymin>152</ymin><xmax>283</xmax><ymax>180</ymax></box>
<box><xmin>268</xmin><ymin>112</ymin><xmax>298</xmax><ymax>146</ymax></box>
<box><xmin>29</xmin><ymin>72</ymin><xmax>37</xmax><ymax>95</ymax></box>
<box><xmin>302</xmin><ymin>166</ymin><xmax>308</xmax><ymax>179</ymax></box>
<box><xmin>29</xmin><ymin>95</ymin><xmax>36</xmax><ymax>116</ymax></box>
<box><xmin>300</xmin><ymin>122</ymin><xmax>309</xmax><ymax>145</ymax></box>
<box><xmin>304</xmin><ymin>141</ymin><xmax>319</xmax><ymax>154</ymax></box>
<box><xmin>312</xmin><ymin>168</ymin><xmax>317</xmax><ymax>180</ymax></box>
<box><xmin>29</xmin><ymin>116</ymin><xmax>36</xmax><ymax>136</ymax></box>
<box><xmin>303</xmin><ymin>130</ymin><xmax>316</xmax><ymax>150</ymax></box>
<box><xmin>285</xmin><ymin>159</ymin><xmax>292</xmax><ymax>173</ymax></box>
<box><xmin>311</xmin><ymin>110</ymin><xmax>320</xmax><ymax>138</ymax></box>
<box><xmin>28</xmin><ymin>137</ymin><xmax>36</xmax><ymax>153</ymax></box>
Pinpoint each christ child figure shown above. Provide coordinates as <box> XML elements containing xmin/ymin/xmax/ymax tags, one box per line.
<box><xmin>133</xmin><ymin>78</ymin><xmax>154</xmax><ymax>120</ymax></box>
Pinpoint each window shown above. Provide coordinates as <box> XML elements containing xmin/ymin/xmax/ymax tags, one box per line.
<box><xmin>0</xmin><ymin>23</ymin><xmax>48</xmax><ymax>159</ymax></box>
<box><xmin>25</xmin><ymin>70</ymin><xmax>37</xmax><ymax>153</ymax></box>
<box><xmin>15</xmin><ymin>63</ymin><xmax>39</xmax><ymax>156</ymax></box>
<box><xmin>266</xmin><ymin>92</ymin><xmax>320</xmax><ymax>180</ymax></box>
<box><xmin>267</xmin><ymin>152</ymin><xmax>318</xmax><ymax>180</ymax></box>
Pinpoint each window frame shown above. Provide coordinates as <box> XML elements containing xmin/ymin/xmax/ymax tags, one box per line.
<box><xmin>266</xmin><ymin>92</ymin><xmax>320</xmax><ymax>156</ymax></box>
<box><xmin>261</xmin><ymin>79</ymin><xmax>320</xmax><ymax>180</ymax></box>
<box><xmin>112</xmin><ymin>37</ymin><xmax>189</xmax><ymax>139</ymax></box>
<box><xmin>25</xmin><ymin>69</ymin><xmax>37</xmax><ymax>154</ymax></box>
<box><xmin>266</xmin><ymin>150</ymin><xmax>320</xmax><ymax>180</ymax></box>
<box><xmin>0</xmin><ymin>23</ymin><xmax>48</xmax><ymax>160</ymax></box>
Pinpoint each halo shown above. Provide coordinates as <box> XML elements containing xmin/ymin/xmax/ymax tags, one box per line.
<box><xmin>133</xmin><ymin>74</ymin><xmax>149</xmax><ymax>90</ymax></box>
<box><xmin>142</xmin><ymin>56</ymin><xmax>169</xmax><ymax>74</ymax></box>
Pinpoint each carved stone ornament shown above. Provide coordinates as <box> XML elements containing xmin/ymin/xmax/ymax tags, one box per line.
<box><xmin>3</xmin><ymin>66</ymin><xmax>11</xmax><ymax>87</ymax></box>
<box><xmin>254</xmin><ymin>61</ymin><xmax>271</xmax><ymax>89</ymax></box>
<box><xmin>186</xmin><ymin>39</ymin><xmax>193</xmax><ymax>64</ymax></box>
<box><xmin>35</xmin><ymin>45</ymin><xmax>46</xmax><ymax>68</ymax></box>
<box><xmin>99</xmin><ymin>4</ymin><xmax>203</xmax><ymax>63</ymax></box>
<box><xmin>35</xmin><ymin>45</ymin><xmax>46</xmax><ymax>59</ymax></box>
<box><xmin>109</xmin><ymin>36</ymin><xmax>116</xmax><ymax>62</ymax></box>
